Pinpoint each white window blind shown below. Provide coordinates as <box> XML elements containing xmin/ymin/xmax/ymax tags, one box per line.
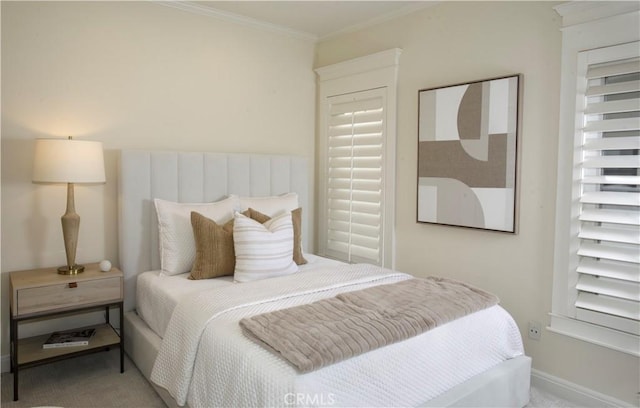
<box><xmin>324</xmin><ymin>89</ymin><xmax>386</xmax><ymax>265</ymax></box>
<box><xmin>574</xmin><ymin>42</ymin><xmax>640</xmax><ymax>336</ymax></box>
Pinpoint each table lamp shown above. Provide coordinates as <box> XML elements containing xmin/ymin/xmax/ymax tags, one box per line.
<box><xmin>32</xmin><ymin>137</ymin><xmax>106</xmax><ymax>274</ymax></box>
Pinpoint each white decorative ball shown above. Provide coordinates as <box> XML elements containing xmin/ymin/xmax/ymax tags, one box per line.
<box><xmin>99</xmin><ymin>260</ymin><xmax>112</xmax><ymax>272</ymax></box>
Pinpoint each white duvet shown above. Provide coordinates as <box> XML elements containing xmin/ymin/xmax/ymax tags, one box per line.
<box><xmin>137</xmin><ymin>254</ymin><xmax>344</xmax><ymax>338</ymax></box>
<box><xmin>150</xmin><ymin>263</ymin><xmax>524</xmax><ymax>408</ymax></box>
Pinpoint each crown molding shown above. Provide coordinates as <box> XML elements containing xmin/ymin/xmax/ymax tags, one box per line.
<box><xmin>319</xmin><ymin>2</ymin><xmax>439</xmax><ymax>41</ymax></box>
<box><xmin>554</xmin><ymin>1</ymin><xmax>640</xmax><ymax>28</ymax></box>
<box><xmin>153</xmin><ymin>1</ymin><xmax>318</xmax><ymax>42</ymax></box>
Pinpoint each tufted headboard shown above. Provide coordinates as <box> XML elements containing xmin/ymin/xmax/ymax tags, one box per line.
<box><xmin>117</xmin><ymin>150</ymin><xmax>310</xmax><ymax>311</ymax></box>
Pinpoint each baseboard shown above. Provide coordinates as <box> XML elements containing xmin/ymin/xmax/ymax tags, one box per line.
<box><xmin>1</xmin><ymin>354</ymin><xmax>9</xmax><ymax>373</ymax></box>
<box><xmin>531</xmin><ymin>368</ymin><xmax>635</xmax><ymax>408</ymax></box>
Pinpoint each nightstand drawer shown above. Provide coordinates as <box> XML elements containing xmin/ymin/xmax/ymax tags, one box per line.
<box><xmin>16</xmin><ymin>277</ymin><xmax>122</xmax><ymax>316</ymax></box>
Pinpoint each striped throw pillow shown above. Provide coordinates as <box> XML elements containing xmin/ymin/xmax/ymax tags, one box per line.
<box><xmin>233</xmin><ymin>211</ymin><xmax>298</xmax><ymax>282</ymax></box>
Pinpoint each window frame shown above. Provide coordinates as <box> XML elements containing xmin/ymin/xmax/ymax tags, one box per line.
<box><xmin>550</xmin><ymin>2</ymin><xmax>640</xmax><ymax>356</ymax></box>
<box><xmin>315</xmin><ymin>49</ymin><xmax>401</xmax><ymax>269</ymax></box>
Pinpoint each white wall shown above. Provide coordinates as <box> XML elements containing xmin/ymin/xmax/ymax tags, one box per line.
<box><xmin>316</xmin><ymin>1</ymin><xmax>638</xmax><ymax>404</ymax></box>
<box><xmin>1</xmin><ymin>1</ymin><xmax>315</xmax><ymax>356</ymax></box>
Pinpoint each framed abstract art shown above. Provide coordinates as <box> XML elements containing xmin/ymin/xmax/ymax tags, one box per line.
<box><xmin>417</xmin><ymin>74</ymin><xmax>522</xmax><ymax>232</ymax></box>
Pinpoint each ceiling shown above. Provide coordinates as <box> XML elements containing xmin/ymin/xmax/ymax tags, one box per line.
<box><xmin>176</xmin><ymin>1</ymin><xmax>437</xmax><ymax>40</ymax></box>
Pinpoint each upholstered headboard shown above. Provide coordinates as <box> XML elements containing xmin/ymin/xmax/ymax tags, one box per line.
<box><xmin>117</xmin><ymin>150</ymin><xmax>310</xmax><ymax>311</ymax></box>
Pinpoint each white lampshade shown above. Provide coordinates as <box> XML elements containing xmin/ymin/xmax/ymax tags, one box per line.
<box><xmin>32</xmin><ymin>138</ymin><xmax>105</xmax><ymax>183</ymax></box>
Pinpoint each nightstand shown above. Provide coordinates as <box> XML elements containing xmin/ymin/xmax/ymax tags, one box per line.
<box><xmin>9</xmin><ymin>263</ymin><xmax>124</xmax><ymax>401</ymax></box>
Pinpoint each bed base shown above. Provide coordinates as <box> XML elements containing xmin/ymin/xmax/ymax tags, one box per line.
<box><xmin>124</xmin><ymin>310</ymin><xmax>531</xmax><ymax>408</ymax></box>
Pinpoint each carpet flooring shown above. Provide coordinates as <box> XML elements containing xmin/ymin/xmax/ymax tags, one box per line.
<box><xmin>1</xmin><ymin>349</ymin><xmax>164</xmax><ymax>407</ymax></box>
<box><xmin>1</xmin><ymin>349</ymin><xmax>578</xmax><ymax>407</ymax></box>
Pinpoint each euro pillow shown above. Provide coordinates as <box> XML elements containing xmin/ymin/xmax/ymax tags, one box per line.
<box><xmin>154</xmin><ymin>197</ymin><xmax>236</xmax><ymax>275</ymax></box>
<box><xmin>233</xmin><ymin>211</ymin><xmax>298</xmax><ymax>282</ymax></box>
<box><xmin>234</xmin><ymin>192</ymin><xmax>299</xmax><ymax>216</ymax></box>
<box><xmin>245</xmin><ymin>208</ymin><xmax>307</xmax><ymax>265</ymax></box>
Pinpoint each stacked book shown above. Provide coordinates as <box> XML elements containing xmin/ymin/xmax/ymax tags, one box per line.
<box><xmin>42</xmin><ymin>328</ymin><xmax>96</xmax><ymax>349</ymax></box>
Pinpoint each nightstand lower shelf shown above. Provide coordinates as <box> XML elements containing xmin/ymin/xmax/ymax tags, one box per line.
<box><xmin>18</xmin><ymin>323</ymin><xmax>120</xmax><ymax>366</ymax></box>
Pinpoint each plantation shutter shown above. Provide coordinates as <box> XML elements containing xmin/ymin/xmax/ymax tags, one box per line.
<box><xmin>325</xmin><ymin>89</ymin><xmax>386</xmax><ymax>265</ymax></box>
<box><xmin>575</xmin><ymin>42</ymin><xmax>640</xmax><ymax>335</ymax></box>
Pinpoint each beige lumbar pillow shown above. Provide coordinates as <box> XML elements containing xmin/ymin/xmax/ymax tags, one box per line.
<box><xmin>245</xmin><ymin>207</ymin><xmax>307</xmax><ymax>265</ymax></box>
<box><xmin>189</xmin><ymin>211</ymin><xmax>238</xmax><ymax>280</ymax></box>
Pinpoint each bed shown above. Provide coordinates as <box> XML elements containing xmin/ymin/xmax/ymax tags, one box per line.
<box><xmin>118</xmin><ymin>150</ymin><xmax>531</xmax><ymax>408</ymax></box>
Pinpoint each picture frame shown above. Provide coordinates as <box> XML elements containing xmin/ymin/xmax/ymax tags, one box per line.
<box><xmin>417</xmin><ymin>74</ymin><xmax>522</xmax><ymax>233</ymax></box>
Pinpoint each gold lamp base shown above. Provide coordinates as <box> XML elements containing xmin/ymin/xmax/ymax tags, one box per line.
<box><xmin>58</xmin><ymin>264</ymin><xmax>85</xmax><ymax>275</ymax></box>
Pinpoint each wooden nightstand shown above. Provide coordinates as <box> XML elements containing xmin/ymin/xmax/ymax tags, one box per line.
<box><xmin>9</xmin><ymin>263</ymin><xmax>124</xmax><ymax>401</ymax></box>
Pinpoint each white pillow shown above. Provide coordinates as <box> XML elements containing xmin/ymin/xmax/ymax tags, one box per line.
<box><xmin>154</xmin><ymin>197</ymin><xmax>237</xmax><ymax>275</ymax></box>
<box><xmin>234</xmin><ymin>192</ymin><xmax>299</xmax><ymax>216</ymax></box>
<box><xmin>233</xmin><ymin>211</ymin><xmax>298</xmax><ymax>282</ymax></box>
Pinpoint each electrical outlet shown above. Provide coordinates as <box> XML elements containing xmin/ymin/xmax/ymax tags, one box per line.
<box><xmin>528</xmin><ymin>321</ymin><xmax>542</xmax><ymax>340</ymax></box>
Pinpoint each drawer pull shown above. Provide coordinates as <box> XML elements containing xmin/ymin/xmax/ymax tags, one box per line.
<box><xmin>68</xmin><ymin>282</ymin><xmax>78</xmax><ymax>289</ymax></box>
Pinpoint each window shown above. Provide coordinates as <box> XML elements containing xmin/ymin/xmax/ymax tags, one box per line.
<box><xmin>551</xmin><ymin>41</ymin><xmax>640</xmax><ymax>355</ymax></box>
<box><xmin>324</xmin><ymin>89</ymin><xmax>386</xmax><ymax>265</ymax></box>
<box><xmin>574</xmin><ymin>43</ymin><xmax>640</xmax><ymax>332</ymax></box>
<box><xmin>315</xmin><ymin>49</ymin><xmax>400</xmax><ymax>268</ymax></box>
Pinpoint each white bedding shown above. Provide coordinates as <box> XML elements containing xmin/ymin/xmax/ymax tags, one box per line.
<box><xmin>149</xmin><ymin>262</ymin><xmax>524</xmax><ymax>407</ymax></box>
<box><xmin>136</xmin><ymin>254</ymin><xmax>344</xmax><ymax>338</ymax></box>
<box><xmin>137</xmin><ymin>272</ymin><xmax>232</xmax><ymax>338</ymax></box>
